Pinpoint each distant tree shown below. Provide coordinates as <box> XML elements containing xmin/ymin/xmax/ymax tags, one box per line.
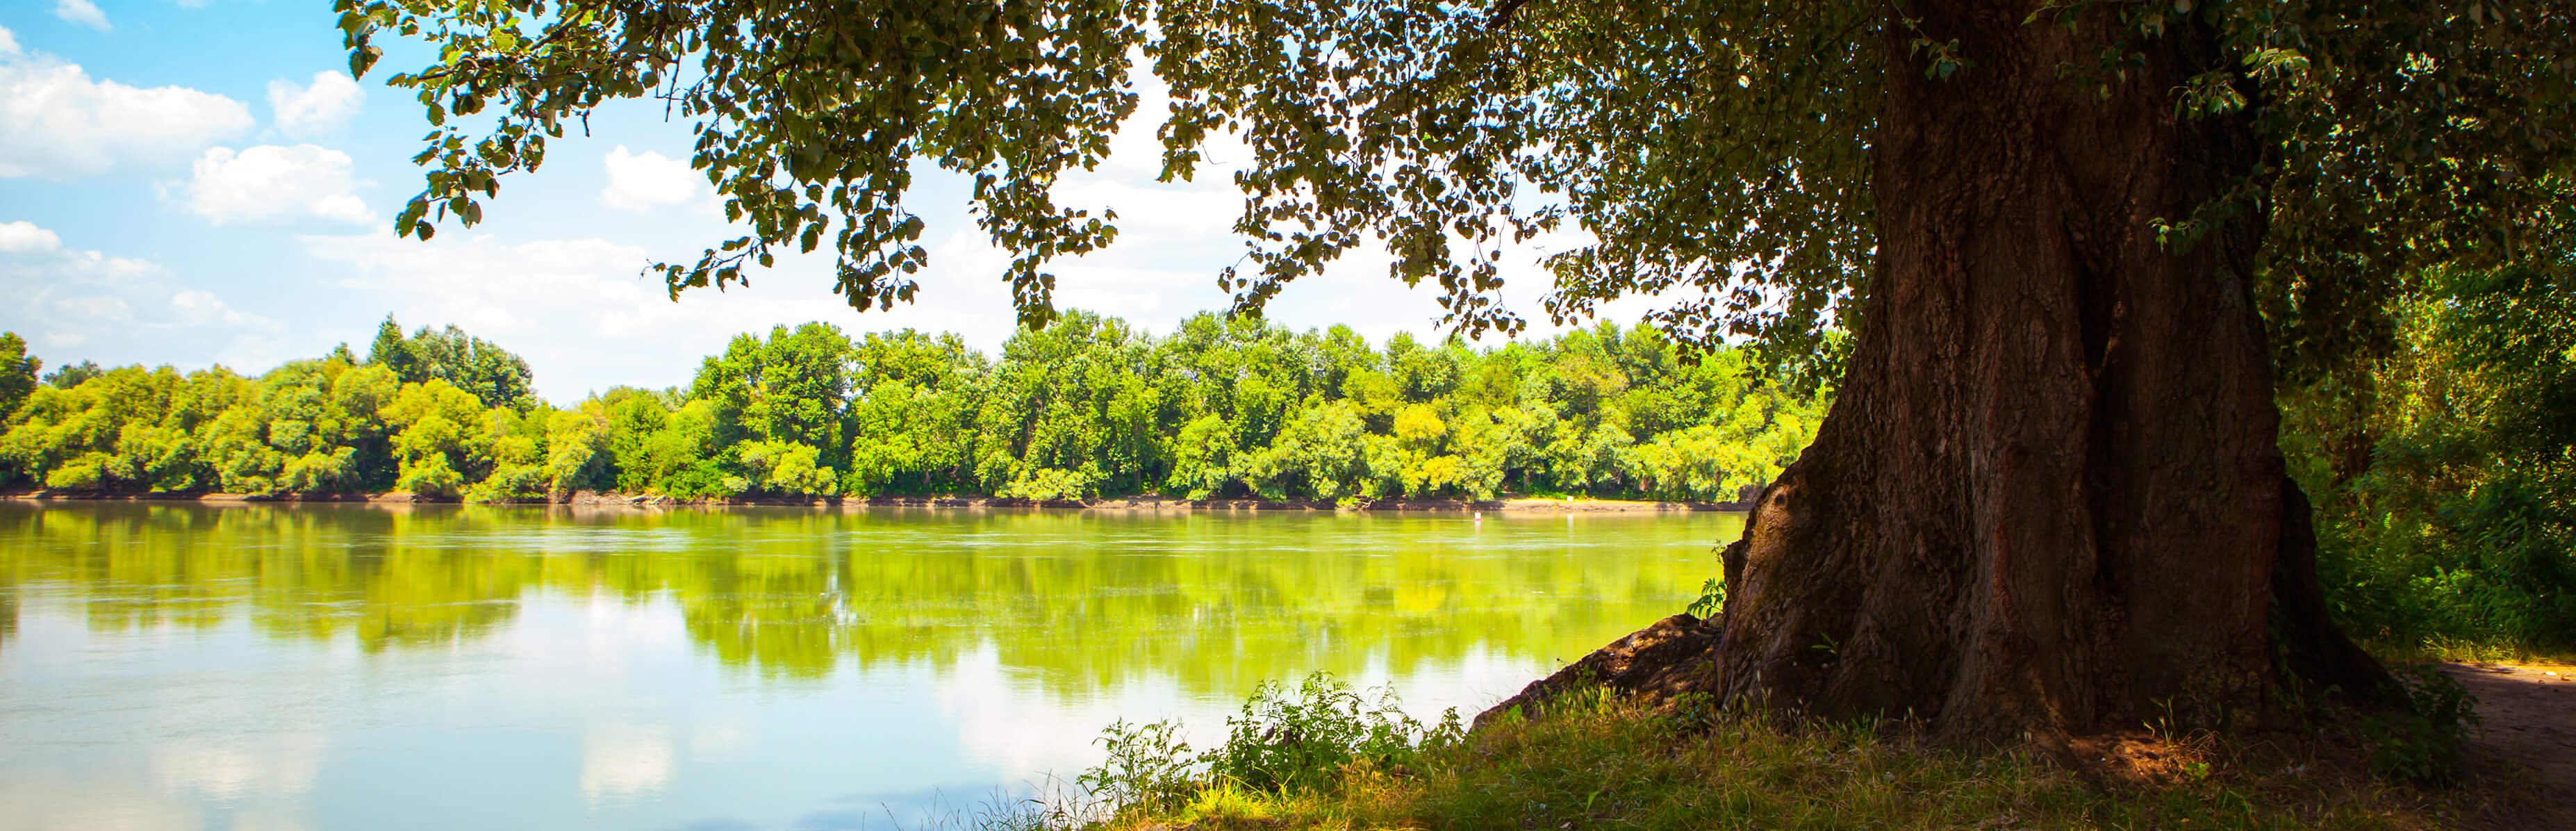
<box><xmin>42</xmin><ymin>360</ymin><xmax>101</xmax><ymax>390</ymax></box>
<box><xmin>367</xmin><ymin>315</ymin><xmax>422</xmax><ymax>383</ymax></box>
<box><xmin>692</xmin><ymin>322</ymin><xmax>856</xmax><ymax>495</ymax></box>
<box><xmin>365</xmin><ymin>316</ymin><xmax>533</xmax><ymax>409</ymax></box>
<box><xmin>382</xmin><ymin>379</ymin><xmax>490</xmax><ymax>497</ymax></box>
<box><xmin>844</xmin><ymin>330</ymin><xmax>986</xmax><ymax>495</ymax></box>
<box><xmin>540</xmin><ymin>403</ymin><xmax>613</xmax><ymax>497</ymax></box>
<box><xmin>405</xmin><ymin>324</ymin><xmax>536</xmax><ymax>411</ymax></box>
<box><xmin>0</xmin><ymin>332</ymin><xmax>38</xmax><ymax>422</ymax></box>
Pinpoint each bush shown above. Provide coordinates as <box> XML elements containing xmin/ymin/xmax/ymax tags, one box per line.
<box><xmin>2287</xmin><ymin>263</ymin><xmax>2576</xmax><ymax>655</ymax></box>
<box><xmin>1206</xmin><ymin>674</ymin><xmax>1461</xmax><ymax>793</ymax></box>
<box><xmin>1076</xmin><ymin>673</ymin><xmax>1462</xmax><ymax>821</ymax></box>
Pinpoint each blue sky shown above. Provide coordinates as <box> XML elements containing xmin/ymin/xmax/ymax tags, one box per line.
<box><xmin>0</xmin><ymin>1</ymin><xmax>1662</xmax><ymax>403</ymax></box>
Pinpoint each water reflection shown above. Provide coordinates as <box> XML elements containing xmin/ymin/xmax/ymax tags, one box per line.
<box><xmin>1</xmin><ymin>503</ymin><xmax>1735</xmax><ymax>691</ymax></box>
<box><xmin>0</xmin><ymin>502</ymin><xmax>1737</xmax><ymax>831</ymax></box>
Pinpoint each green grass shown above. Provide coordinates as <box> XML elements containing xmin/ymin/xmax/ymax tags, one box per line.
<box><xmin>2364</xmin><ymin>636</ymin><xmax>2576</xmax><ymax>667</ymax></box>
<box><xmin>1080</xmin><ymin>684</ymin><xmax>2473</xmax><ymax>831</ymax></box>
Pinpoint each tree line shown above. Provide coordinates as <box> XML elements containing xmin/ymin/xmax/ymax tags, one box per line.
<box><xmin>0</xmin><ymin>312</ymin><xmax>1825</xmax><ymax>504</ymax></box>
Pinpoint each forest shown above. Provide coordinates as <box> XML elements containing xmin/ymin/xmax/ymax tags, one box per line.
<box><xmin>2</xmin><ymin>258</ymin><xmax>2566</xmax><ymax>657</ymax></box>
<box><xmin>0</xmin><ymin>311</ymin><xmax>1823</xmax><ymax>506</ymax></box>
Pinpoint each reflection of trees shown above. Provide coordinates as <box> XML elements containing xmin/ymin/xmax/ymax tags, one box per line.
<box><xmin>0</xmin><ymin>504</ymin><xmax>1736</xmax><ymax>697</ymax></box>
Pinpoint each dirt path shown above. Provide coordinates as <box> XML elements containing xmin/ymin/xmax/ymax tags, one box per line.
<box><xmin>2442</xmin><ymin>661</ymin><xmax>2576</xmax><ymax>828</ymax></box>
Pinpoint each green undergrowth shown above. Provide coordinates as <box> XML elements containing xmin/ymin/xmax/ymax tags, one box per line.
<box><xmin>1068</xmin><ymin>675</ymin><xmax>2461</xmax><ymax>831</ymax></box>
<box><xmin>2365</xmin><ymin>636</ymin><xmax>2576</xmax><ymax>668</ymax></box>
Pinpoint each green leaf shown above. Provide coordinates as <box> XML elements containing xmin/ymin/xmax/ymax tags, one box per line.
<box><xmin>349</xmin><ymin>44</ymin><xmax>382</xmax><ymax>79</ymax></box>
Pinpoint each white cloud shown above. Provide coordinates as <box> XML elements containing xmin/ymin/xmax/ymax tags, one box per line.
<box><xmin>300</xmin><ymin>228</ymin><xmax>1033</xmax><ymax>401</ymax></box>
<box><xmin>0</xmin><ymin>221</ymin><xmax>284</xmax><ymax>370</ymax></box>
<box><xmin>600</xmin><ymin>145</ymin><xmax>699</xmax><ymax>211</ymax></box>
<box><xmin>171</xmin><ymin>288</ymin><xmax>272</xmax><ymax>328</ymax></box>
<box><xmin>184</xmin><ymin>144</ymin><xmax>373</xmax><ymax>227</ymax></box>
<box><xmin>0</xmin><ymin>55</ymin><xmax>254</xmax><ymax>179</ymax></box>
<box><xmin>978</xmin><ymin>61</ymin><xmax>1676</xmax><ymax>347</ymax></box>
<box><xmin>579</xmin><ymin>723</ymin><xmax>674</xmax><ymax>804</ymax></box>
<box><xmin>53</xmin><ymin>0</ymin><xmax>110</xmax><ymax>32</ymax></box>
<box><xmin>0</xmin><ymin>26</ymin><xmax>21</xmax><ymax>58</ymax></box>
<box><xmin>267</xmin><ymin>71</ymin><xmax>364</xmax><ymax>138</ymax></box>
<box><xmin>0</xmin><ymin>220</ymin><xmax>62</xmax><ymax>253</ymax></box>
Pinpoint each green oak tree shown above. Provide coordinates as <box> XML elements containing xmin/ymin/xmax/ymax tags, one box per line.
<box><xmin>692</xmin><ymin>322</ymin><xmax>859</xmax><ymax>495</ymax></box>
<box><xmin>342</xmin><ymin>0</ymin><xmax>2575</xmax><ymax>737</ymax></box>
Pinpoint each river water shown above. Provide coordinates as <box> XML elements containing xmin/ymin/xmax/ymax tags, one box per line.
<box><xmin>0</xmin><ymin>502</ymin><xmax>1739</xmax><ymax>831</ymax></box>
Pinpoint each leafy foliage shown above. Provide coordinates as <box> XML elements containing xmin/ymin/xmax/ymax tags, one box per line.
<box><xmin>370</xmin><ymin>315</ymin><xmax>535</xmax><ymax>409</ymax></box>
<box><xmin>1078</xmin><ymin>719</ymin><xmax>1200</xmax><ymax>816</ymax></box>
<box><xmin>0</xmin><ymin>313</ymin><xmax>1821</xmax><ymax>502</ymax></box>
<box><xmin>2356</xmin><ymin>665</ymin><xmax>2481</xmax><ymax>782</ymax></box>
<box><xmin>344</xmin><ymin>1</ymin><xmax>2573</xmax><ymax>393</ymax></box>
<box><xmin>335</xmin><ymin>0</ymin><xmax>1146</xmax><ymax>329</ymax></box>
<box><xmin>42</xmin><ymin>360</ymin><xmax>101</xmax><ymax>390</ymax></box>
<box><xmin>1079</xmin><ymin>673</ymin><xmax>1462</xmax><ymax>821</ymax></box>
<box><xmin>0</xmin><ymin>333</ymin><xmax>38</xmax><ymax>425</ymax></box>
<box><xmin>1205</xmin><ymin>674</ymin><xmax>1461</xmax><ymax>794</ymax></box>
<box><xmin>1686</xmin><ymin>576</ymin><xmax>1727</xmax><ymax>618</ymax></box>
<box><xmin>1094</xmin><ymin>685</ymin><xmax>2450</xmax><ymax>830</ymax></box>
<box><xmin>2283</xmin><ymin>258</ymin><xmax>2576</xmax><ymax>653</ymax></box>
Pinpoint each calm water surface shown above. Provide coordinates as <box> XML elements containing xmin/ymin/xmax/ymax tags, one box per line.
<box><xmin>0</xmin><ymin>502</ymin><xmax>1740</xmax><ymax>831</ymax></box>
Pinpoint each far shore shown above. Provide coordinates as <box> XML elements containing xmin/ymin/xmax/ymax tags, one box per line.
<box><xmin>3</xmin><ymin>489</ymin><xmax>1754</xmax><ymax>513</ymax></box>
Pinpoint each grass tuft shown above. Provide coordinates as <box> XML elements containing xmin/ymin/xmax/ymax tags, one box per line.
<box><xmin>1082</xmin><ymin>677</ymin><xmax>2477</xmax><ymax>831</ymax></box>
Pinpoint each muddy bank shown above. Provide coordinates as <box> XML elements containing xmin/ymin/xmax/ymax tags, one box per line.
<box><xmin>5</xmin><ymin>489</ymin><xmax>1751</xmax><ymax>513</ymax></box>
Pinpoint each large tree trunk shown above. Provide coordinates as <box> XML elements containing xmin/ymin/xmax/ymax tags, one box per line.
<box><xmin>1697</xmin><ymin>3</ymin><xmax>2386</xmax><ymax>740</ymax></box>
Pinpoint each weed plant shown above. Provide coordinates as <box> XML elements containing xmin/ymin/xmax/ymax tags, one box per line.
<box><xmin>1077</xmin><ymin>673</ymin><xmax>1465</xmax><ymax>814</ymax></box>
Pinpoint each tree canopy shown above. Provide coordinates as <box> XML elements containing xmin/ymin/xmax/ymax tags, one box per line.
<box><xmin>331</xmin><ymin>0</ymin><xmax>2576</xmax><ymax>737</ymax></box>
<box><xmin>0</xmin><ymin>315</ymin><xmax>1822</xmax><ymax>504</ymax></box>
<box><xmin>0</xmin><ymin>334</ymin><xmax>36</xmax><ymax>423</ymax></box>
<box><xmin>368</xmin><ymin>314</ymin><xmax>536</xmax><ymax>409</ymax></box>
<box><xmin>340</xmin><ymin>0</ymin><xmax>2571</xmax><ymax>372</ymax></box>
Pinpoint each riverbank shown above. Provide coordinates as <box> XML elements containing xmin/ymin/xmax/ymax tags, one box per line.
<box><xmin>1059</xmin><ymin>636</ymin><xmax>2568</xmax><ymax>831</ymax></box>
<box><xmin>0</xmin><ymin>489</ymin><xmax>1753</xmax><ymax>512</ymax></box>
<box><xmin>1078</xmin><ymin>687</ymin><xmax>2516</xmax><ymax>831</ymax></box>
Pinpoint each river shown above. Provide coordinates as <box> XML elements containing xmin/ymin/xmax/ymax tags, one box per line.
<box><xmin>0</xmin><ymin>502</ymin><xmax>1740</xmax><ymax>831</ymax></box>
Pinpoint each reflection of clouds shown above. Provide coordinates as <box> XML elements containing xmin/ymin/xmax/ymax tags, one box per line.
<box><xmin>933</xmin><ymin>641</ymin><xmax>1553</xmax><ymax>789</ymax></box>
<box><xmin>1353</xmin><ymin>645</ymin><xmax>1555</xmax><ymax>725</ymax></box>
<box><xmin>586</xmin><ymin>590</ymin><xmax>688</xmax><ymax>659</ymax></box>
<box><xmin>222</xmin><ymin>807</ymin><xmax>317</xmax><ymax>831</ymax></box>
<box><xmin>688</xmin><ymin>718</ymin><xmax>750</xmax><ymax>759</ymax></box>
<box><xmin>152</xmin><ymin>733</ymin><xmax>324</xmax><ymax>803</ymax></box>
<box><xmin>0</xmin><ymin>775</ymin><xmax>200</xmax><ymax>831</ymax></box>
<box><xmin>486</xmin><ymin>590</ymin><xmax>688</xmax><ymax>699</ymax></box>
<box><xmin>937</xmin><ymin>642</ymin><xmax>1199</xmax><ymax>782</ymax></box>
<box><xmin>2</xmin><ymin>507</ymin><xmax>1715</xmax><ymax>830</ymax></box>
<box><xmin>0</xmin><ymin>732</ymin><xmax>321</xmax><ymax>831</ymax></box>
<box><xmin>937</xmin><ymin>638</ymin><xmax>1545</xmax><ymax>787</ymax></box>
<box><xmin>581</xmin><ymin>723</ymin><xmax>676</xmax><ymax>806</ymax></box>
<box><xmin>0</xmin><ymin>602</ymin><xmax>332</xmax><ymax>831</ymax></box>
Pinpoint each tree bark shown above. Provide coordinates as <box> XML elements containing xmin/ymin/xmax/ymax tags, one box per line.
<box><xmin>1701</xmin><ymin>2</ymin><xmax>2387</xmax><ymax>740</ymax></box>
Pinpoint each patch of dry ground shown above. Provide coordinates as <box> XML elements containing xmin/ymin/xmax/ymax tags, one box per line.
<box><xmin>2444</xmin><ymin>661</ymin><xmax>2576</xmax><ymax>830</ymax></box>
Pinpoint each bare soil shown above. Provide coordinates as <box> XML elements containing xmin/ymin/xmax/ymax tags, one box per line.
<box><xmin>2444</xmin><ymin>661</ymin><xmax>2576</xmax><ymax>830</ymax></box>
